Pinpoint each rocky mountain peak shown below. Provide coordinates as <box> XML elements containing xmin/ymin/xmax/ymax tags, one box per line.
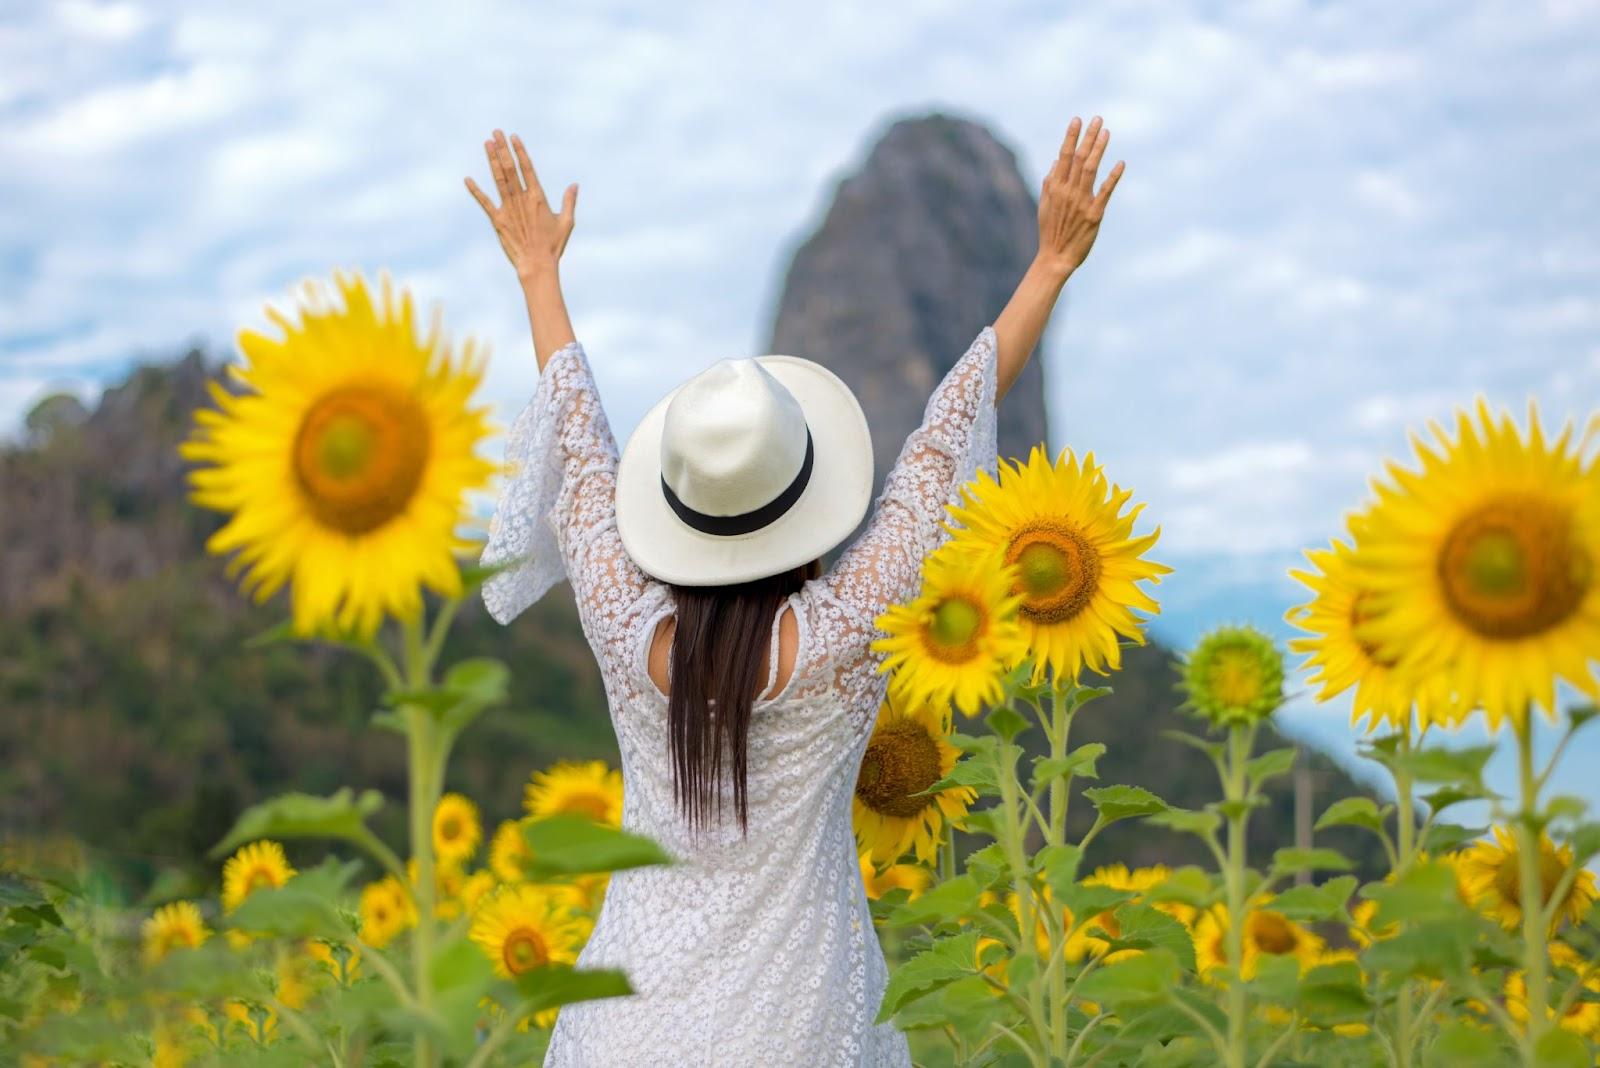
<box><xmin>765</xmin><ymin>111</ymin><xmax>1050</xmax><ymax>501</ymax></box>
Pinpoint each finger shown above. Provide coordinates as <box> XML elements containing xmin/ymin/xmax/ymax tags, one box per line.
<box><xmin>1093</xmin><ymin>160</ymin><xmax>1125</xmax><ymax>214</ymax></box>
<box><xmin>485</xmin><ymin>137</ymin><xmax>514</xmax><ymax>203</ymax></box>
<box><xmin>561</xmin><ymin>182</ymin><xmax>578</xmax><ymax>227</ymax></box>
<box><xmin>1054</xmin><ymin>118</ymin><xmax>1081</xmax><ymax>185</ymax></box>
<box><xmin>1056</xmin><ymin>117</ymin><xmax>1082</xmax><ymax>164</ymax></box>
<box><xmin>492</xmin><ymin>130</ymin><xmax>523</xmax><ymax>195</ymax></box>
<box><xmin>464</xmin><ymin>176</ymin><xmax>499</xmax><ymax>220</ymax></box>
<box><xmin>1080</xmin><ymin>128</ymin><xmax>1110</xmax><ymax>192</ymax></box>
<box><xmin>1073</xmin><ymin>116</ymin><xmax>1103</xmax><ymax>171</ymax></box>
<box><xmin>512</xmin><ymin>134</ymin><xmax>548</xmax><ymax>205</ymax></box>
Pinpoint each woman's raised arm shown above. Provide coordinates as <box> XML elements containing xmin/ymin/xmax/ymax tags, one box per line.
<box><xmin>992</xmin><ymin>115</ymin><xmax>1123</xmax><ymax>402</ymax></box>
<box><xmin>465</xmin><ymin>129</ymin><xmax>579</xmax><ymax>369</ymax></box>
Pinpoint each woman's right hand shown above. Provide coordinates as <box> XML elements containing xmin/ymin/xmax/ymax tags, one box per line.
<box><xmin>465</xmin><ymin>129</ymin><xmax>578</xmax><ymax>280</ymax></box>
<box><xmin>1034</xmin><ymin>116</ymin><xmax>1123</xmax><ymax>280</ymax></box>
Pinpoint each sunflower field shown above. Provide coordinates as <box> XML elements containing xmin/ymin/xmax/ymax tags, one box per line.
<box><xmin>2</xmin><ymin>272</ymin><xmax>1598</xmax><ymax>1067</ymax></box>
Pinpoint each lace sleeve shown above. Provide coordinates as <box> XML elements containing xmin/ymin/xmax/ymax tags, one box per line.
<box><xmin>479</xmin><ymin>342</ymin><xmax>654</xmax><ymax>654</ymax></box>
<box><xmin>812</xmin><ymin>326</ymin><xmax>1000</xmax><ymax>688</ymax></box>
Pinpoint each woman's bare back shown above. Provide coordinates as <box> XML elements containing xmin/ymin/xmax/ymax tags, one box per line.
<box><xmin>646</xmin><ymin>606</ymin><xmax>800</xmax><ymax>701</ymax></box>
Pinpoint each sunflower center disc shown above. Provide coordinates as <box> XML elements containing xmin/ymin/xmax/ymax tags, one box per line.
<box><xmin>1439</xmin><ymin>496</ymin><xmax>1589</xmax><ymax>639</ymax></box>
<box><xmin>294</xmin><ymin>384</ymin><xmax>431</xmax><ymax>534</ymax></box>
<box><xmin>561</xmin><ymin>793</ymin><xmax>612</xmax><ymax>822</ymax></box>
<box><xmin>440</xmin><ymin>817</ymin><xmax>460</xmax><ymax>841</ymax></box>
<box><xmin>922</xmin><ymin>596</ymin><xmax>986</xmax><ymax>663</ymax></box>
<box><xmin>503</xmin><ymin>928</ymin><xmax>549</xmax><ymax>975</ymax></box>
<box><xmin>1250</xmin><ymin>912</ymin><xmax>1297</xmax><ymax>955</ymax></box>
<box><xmin>1492</xmin><ymin>841</ymin><xmax>1569</xmax><ymax>909</ymax></box>
<box><xmin>856</xmin><ymin>720</ymin><xmax>943</xmax><ymax>818</ymax></box>
<box><xmin>1209</xmin><ymin>649</ymin><xmax>1265</xmax><ymax>709</ymax></box>
<box><xmin>1005</xmin><ymin>521</ymin><xmax>1101</xmax><ymax>624</ymax></box>
<box><xmin>247</xmin><ymin>870</ymin><xmax>277</xmax><ymax>893</ymax></box>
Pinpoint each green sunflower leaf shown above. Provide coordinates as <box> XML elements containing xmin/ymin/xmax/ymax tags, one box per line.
<box><xmin>1269</xmin><ymin>876</ymin><xmax>1357</xmax><ymax>922</ymax></box>
<box><xmin>1428</xmin><ymin>1021</ymin><xmax>1519</xmax><ymax>1067</ymax></box>
<box><xmin>1396</xmin><ymin>744</ymin><xmax>1496</xmax><ymax>788</ymax></box>
<box><xmin>985</xmin><ymin>703</ymin><xmax>1030</xmax><ymax>743</ymax></box>
<box><xmin>1364</xmin><ymin>860</ymin><xmax>1473</xmax><ymax>927</ymax></box>
<box><xmin>1066</xmin><ymin>685</ymin><xmax>1114</xmax><ymax>713</ymax></box>
<box><xmin>1033</xmin><ymin>844</ymin><xmax>1084</xmax><ymax>898</ymax></box>
<box><xmin>457</xmin><ymin>555</ymin><xmax>519</xmax><ymax>594</ymax></box>
<box><xmin>1421</xmin><ymin>822</ymin><xmax>1484</xmax><ymax>855</ymax></box>
<box><xmin>1143</xmin><ymin>866</ymin><xmax>1215</xmax><ymax>910</ymax></box>
<box><xmin>1567</xmin><ymin>822</ymin><xmax>1600</xmax><ymax>865</ymax></box>
<box><xmin>1532</xmin><ymin>1029</ymin><xmax>1593</xmax><ymax>1068</ymax></box>
<box><xmin>1420</xmin><ymin>787</ymin><xmax>1484</xmax><ymax>814</ymax></box>
<box><xmin>226</xmin><ymin>858</ymin><xmax>362</xmax><ymax>941</ymax></box>
<box><xmin>1296</xmin><ymin>960</ymin><xmax>1371</xmax><ymax>1025</ymax></box>
<box><xmin>1106</xmin><ymin>902</ymin><xmax>1197</xmax><ymax>973</ymax></box>
<box><xmin>1073</xmin><ymin>948</ymin><xmax>1180</xmax><ymax>1008</ymax></box>
<box><xmin>1148</xmin><ymin>807</ymin><xmax>1221</xmax><ymax>837</ymax></box>
<box><xmin>210</xmin><ymin>788</ymin><xmax>385</xmax><ymax>858</ymax></box>
<box><xmin>1245</xmin><ymin>747</ymin><xmax>1297</xmax><ymax>787</ymax></box>
<box><xmin>875</xmin><ymin>930</ymin><xmax>983</xmax><ymax>1023</ymax></box>
<box><xmin>1029</xmin><ymin>742</ymin><xmax>1107</xmax><ymax>790</ymax></box>
<box><xmin>1314</xmin><ymin>796</ymin><xmax>1389</xmax><ymax>835</ymax></box>
<box><xmin>1083</xmin><ymin>785</ymin><xmax>1168</xmax><ymax>826</ymax></box>
<box><xmin>916</xmin><ymin>756</ymin><xmax>998</xmax><ymax>796</ymax></box>
<box><xmin>512</xmin><ymin>965</ymin><xmax>636</xmax><ymax>1016</ymax></box>
<box><xmin>517</xmin><ymin>814</ymin><xmax>672</xmax><ymax>878</ymax></box>
<box><xmin>1269</xmin><ymin>848</ymin><xmax>1352</xmax><ymax>877</ymax></box>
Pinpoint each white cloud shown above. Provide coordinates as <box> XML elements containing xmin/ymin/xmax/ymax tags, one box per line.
<box><xmin>1168</xmin><ymin>440</ymin><xmax>1314</xmax><ymax>492</ymax></box>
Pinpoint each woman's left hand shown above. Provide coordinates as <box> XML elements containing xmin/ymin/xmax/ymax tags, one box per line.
<box><xmin>466</xmin><ymin>129</ymin><xmax>577</xmax><ymax>280</ymax></box>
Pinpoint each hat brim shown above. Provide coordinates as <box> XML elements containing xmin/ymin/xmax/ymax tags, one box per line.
<box><xmin>615</xmin><ymin>355</ymin><xmax>873</xmax><ymax>586</ymax></box>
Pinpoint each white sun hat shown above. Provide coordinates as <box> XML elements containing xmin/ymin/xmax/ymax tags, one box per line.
<box><xmin>615</xmin><ymin>353</ymin><xmax>873</xmax><ymax>586</ymax></box>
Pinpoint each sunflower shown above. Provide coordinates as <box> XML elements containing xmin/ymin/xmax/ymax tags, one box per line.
<box><xmin>1456</xmin><ymin>825</ymin><xmax>1597</xmax><ymax>931</ymax></box>
<box><xmin>221</xmin><ymin>840</ymin><xmax>296</xmax><ymax>914</ymax></box>
<box><xmin>1193</xmin><ymin>902</ymin><xmax>1323</xmax><ymax>982</ymax></box>
<box><xmin>859</xmin><ymin>852</ymin><xmax>934</xmax><ymax>901</ymax></box>
<box><xmin>470</xmin><ymin>885</ymin><xmax>589</xmax><ymax>1028</ymax></box>
<box><xmin>872</xmin><ymin>545</ymin><xmax>1027</xmax><ymax>716</ymax></box>
<box><xmin>432</xmin><ymin>793</ymin><xmax>482</xmax><ymax>866</ymax></box>
<box><xmin>524</xmin><ymin>760</ymin><xmax>624</xmax><ymax>826</ymax></box>
<box><xmin>358</xmin><ymin>875</ymin><xmax>416</xmax><ymax>949</ymax></box>
<box><xmin>143</xmin><ymin>901</ymin><xmax>210</xmax><ymax>964</ymax></box>
<box><xmin>224</xmin><ymin>999</ymin><xmax>277</xmax><ymax>1044</ymax></box>
<box><xmin>852</xmin><ymin>694</ymin><xmax>975</xmax><ymax>865</ymax></box>
<box><xmin>274</xmin><ymin>949</ymin><xmax>317</xmax><ymax>1010</ymax></box>
<box><xmin>1506</xmin><ymin>942</ymin><xmax>1600</xmax><ymax>1038</ymax></box>
<box><xmin>490</xmin><ymin>819</ymin><xmax>534</xmax><ymax>883</ymax></box>
<box><xmin>524</xmin><ymin>757</ymin><xmax>624</xmax><ymax>824</ymax></box>
<box><xmin>180</xmin><ymin>271</ymin><xmax>497</xmax><ymax>637</ymax></box>
<box><xmin>1180</xmin><ymin>626</ymin><xmax>1285</xmax><ymax>726</ymax></box>
<box><xmin>1066</xmin><ymin>864</ymin><xmax>1176</xmax><ymax>960</ymax></box>
<box><xmin>306</xmin><ymin>938</ymin><xmax>361</xmax><ymax>985</ymax></box>
<box><xmin>943</xmin><ymin>445</ymin><xmax>1170</xmax><ymax>684</ymax></box>
<box><xmin>458</xmin><ymin>869</ymin><xmax>497</xmax><ymax>914</ymax></box>
<box><xmin>1352</xmin><ymin>399</ymin><xmax>1600</xmax><ymax>727</ymax></box>
<box><xmin>1288</xmin><ymin>538</ymin><xmax>1461</xmax><ymax>732</ymax></box>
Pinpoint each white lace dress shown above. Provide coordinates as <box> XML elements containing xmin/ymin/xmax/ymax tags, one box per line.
<box><xmin>480</xmin><ymin>326</ymin><xmax>1000</xmax><ymax>1067</ymax></box>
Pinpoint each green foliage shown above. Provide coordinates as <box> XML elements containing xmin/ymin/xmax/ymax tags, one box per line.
<box><xmin>516</xmin><ymin>814</ymin><xmax>674</xmax><ymax>878</ymax></box>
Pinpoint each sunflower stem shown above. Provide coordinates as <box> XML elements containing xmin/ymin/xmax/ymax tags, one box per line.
<box><xmin>1222</xmin><ymin>720</ymin><xmax>1255</xmax><ymax>1068</ymax></box>
<box><xmin>1392</xmin><ymin>724</ymin><xmax>1417</xmax><ymax>1068</ymax></box>
<box><xmin>994</xmin><ymin>734</ymin><xmax>1051</xmax><ymax>1062</ymax></box>
<box><xmin>940</xmin><ymin>817</ymin><xmax>956</xmax><ymax>883</ymax></box>
<box><xmin>1513</xmin><ymin>709</ymin><xmax>1549</xmax><ymax>1060</ymax></box>
<box><xmin>1047</xmin><ymin>677</ymin><xmax>1074</xmax><ymax>1061</ymax></box>
<box><xmin>402</xmin><ymin>612</ymin><xmax>445</xmax><ymax>1068</ymax></box>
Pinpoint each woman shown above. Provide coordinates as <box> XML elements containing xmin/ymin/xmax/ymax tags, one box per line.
<box><xmin>469</xmin><ymin>116</ymin><xmax>1122</xmax><ymax>1066</ymax></box>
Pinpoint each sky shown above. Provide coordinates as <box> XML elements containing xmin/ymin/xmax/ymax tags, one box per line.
<box><xmin>2</xmin><ymin>0</ymin><xmax>1597</xmax><ymax>816</ymax></box>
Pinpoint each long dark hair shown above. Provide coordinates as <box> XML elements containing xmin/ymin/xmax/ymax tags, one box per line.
<box><xmin>667</xmin><ymin>558</ymin><xmax>822</xmax><ymax>835</ymax></box>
